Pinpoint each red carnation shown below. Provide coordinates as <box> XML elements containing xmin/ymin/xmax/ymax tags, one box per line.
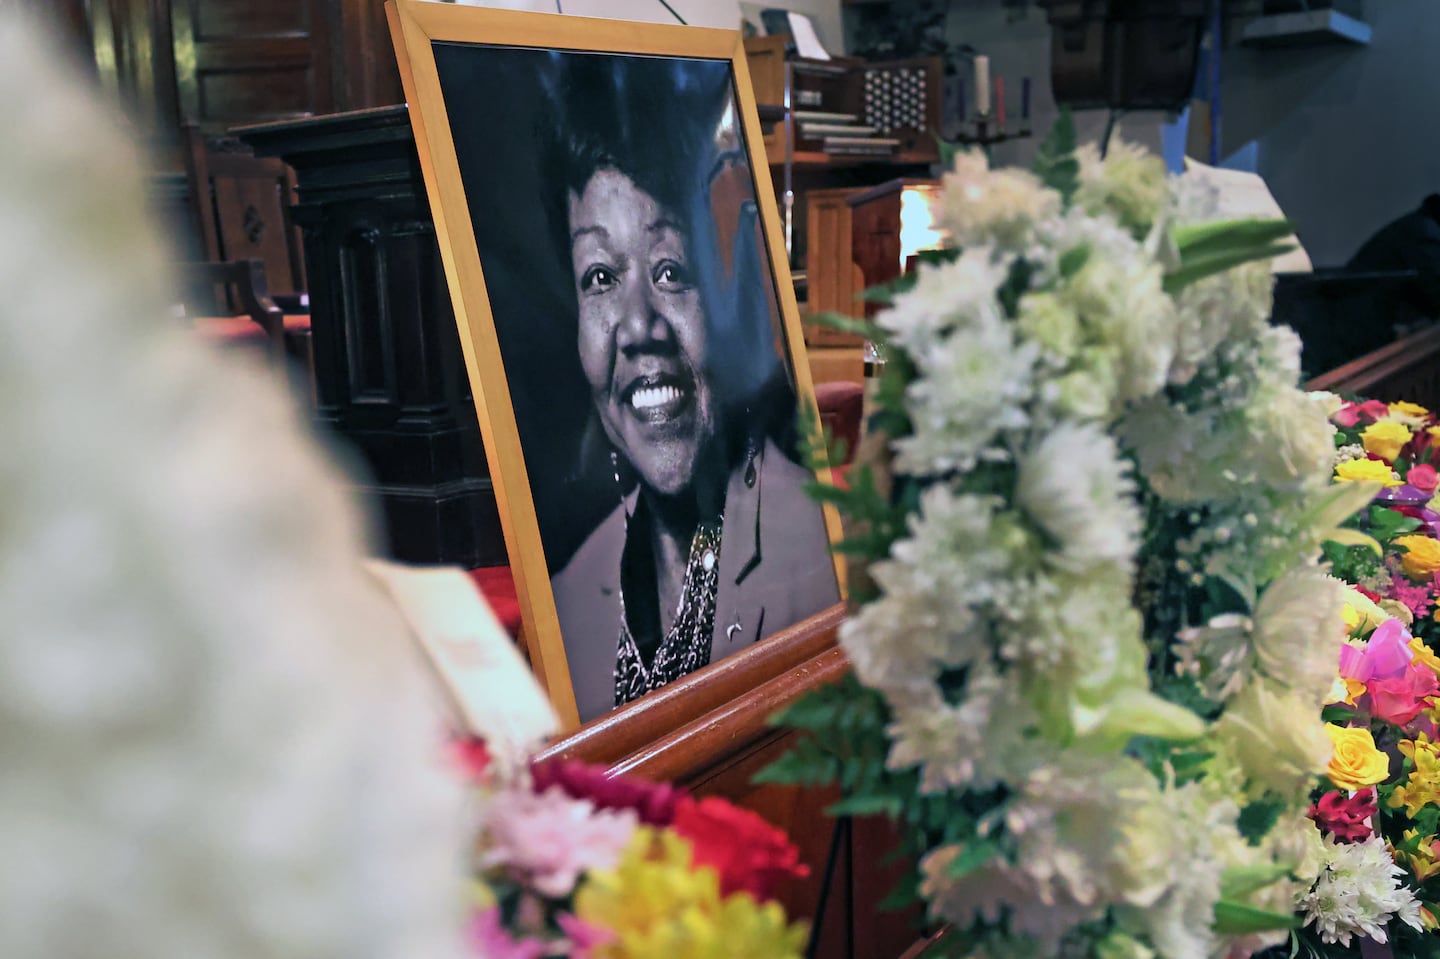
<box><xmin>529</xmin><ymin>759</ymin><xmax>686</xmax><ymax>827</ymax></box>
<box><xmin>451</xmin><ymin>737</ymin><xmax>493</xmax><ymax>783</ymax></box>
<box><xmin>671</xmin><ymin>796</ymin><xmax>810</xmax><ymax>900</ymax></box>
<box><xmin>1310</xmin><ymin>788</ymin><xmax>1378</xmax><ymax>843</ymax></box>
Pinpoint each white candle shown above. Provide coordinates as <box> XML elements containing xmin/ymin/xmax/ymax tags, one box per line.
<box><xmin>974</xmin><ymin>55</ymin><xmax>991</xmax><ymax>116</ymax></box>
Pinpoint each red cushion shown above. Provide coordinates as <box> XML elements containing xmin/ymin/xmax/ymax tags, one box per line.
<box><xmin>467</xmin><ymin>565</ymin><xmax>522</xmax><ymax>637</ymax></box>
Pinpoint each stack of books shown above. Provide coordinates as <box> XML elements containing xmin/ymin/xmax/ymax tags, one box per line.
<box><xmin>794</xmin><ymin>110</ymin><xmax>899</xmax><ymax>157</ymax></box>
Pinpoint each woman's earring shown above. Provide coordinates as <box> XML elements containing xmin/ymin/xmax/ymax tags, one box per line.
<box><xmin>611</xmin><ymin>449</ymin><xmax>631</xmax><ymax>524</ymax></box>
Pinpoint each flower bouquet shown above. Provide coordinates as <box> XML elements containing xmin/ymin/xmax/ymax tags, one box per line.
<box><xmin>1329</xmin><ymin>397</ymin><xmax>1440</xmax><ymax>640</ymax></box>
<box><xmin>1284</xmin><ymin>396</ymin><xmax>1440</xmax><ymax>955</ymax></box>
<box><xmin>459</xmin><ymin>740</ymin><xmax>810</xmax><ymax>959</ymax></box>
<box><xmin>760</xmin><ymin>115</ymin><xmax>1373</xmax><ymax>958</ymax></box>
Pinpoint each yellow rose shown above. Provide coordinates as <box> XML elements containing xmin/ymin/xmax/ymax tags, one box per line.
<box><xmin>1392</xmin><ymin>400</ymin><xmax>1430</xmax><ymax>419</ymax></box>
<box><xmin>1326</xmin><ymin>724</ymin><xmax>1391</xmax><ymax>791</ymax></box>
<box><xmin>1397</xmin><ymin>534</ymin><xmax>1440</xmax><ymax>580</ymax></box>
<box><xmin>1362</xmin><ymin>420</ymin><xmax>1413</xmax><ymax>462</ymax></box>
<box><xmin>1334</xmin><ymin>458</ymin><xmax>1401</xmax><ymax>487</ymax></box>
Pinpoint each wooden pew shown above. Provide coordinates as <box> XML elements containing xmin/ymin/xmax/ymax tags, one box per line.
<box><xmin>1304</xmin><ymin>322</ymin><xmax>1440</xmax><ymax>408</ymax></box>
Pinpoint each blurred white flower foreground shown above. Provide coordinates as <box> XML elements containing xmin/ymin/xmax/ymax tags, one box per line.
<box><xmin>0</xmin><ymin>11</ymin><xmax>467</xmax><ymax>959</ymax></box>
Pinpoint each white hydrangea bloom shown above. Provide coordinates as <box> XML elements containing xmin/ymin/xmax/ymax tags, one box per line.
<box><xmin>1300</xmin><ymin>835</ymin><xmax>1425</xmax><ymax>946</ymax></box>
<box><xmin>0</xmin><ymin>12</ymin><xmax>466</xmax><ymax>959</ymax></box>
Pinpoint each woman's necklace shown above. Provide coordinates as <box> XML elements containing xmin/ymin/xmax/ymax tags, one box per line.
<box><xmin>613</xmin><ymin>517</ymin><xmax>723</xmax><ymax>708</ymax></box>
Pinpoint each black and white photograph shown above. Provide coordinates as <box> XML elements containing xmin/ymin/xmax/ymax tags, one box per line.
<box><xmin>431</xmin><ymin>43</ymin><xmax>841</xmax><ymax>721</ymax></box>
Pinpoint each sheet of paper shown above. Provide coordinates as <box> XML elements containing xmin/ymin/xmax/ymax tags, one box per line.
<box><xmin>1182</xmin><ymin>156</ymin><xmax>1314</xmax><ymax>273</ymax></box>
<box><xmin>787</xmin><ymin>11</ymin><xmax>829</xmax><ymax>61</ymax></box>
<box><xmin>365</xmin><ymin>560</ymin><xmax>557</xmax><ymax>768</ymax></box>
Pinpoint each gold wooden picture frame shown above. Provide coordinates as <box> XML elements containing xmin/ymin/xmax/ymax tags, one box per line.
<box><xmin>387</xmin><ymin>0</ymin><xmax>845</xmax><ymax>730</ymax></box>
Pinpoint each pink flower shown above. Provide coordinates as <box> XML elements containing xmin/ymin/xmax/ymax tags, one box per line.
<box><xmin>1335</xmin><ymin>399</ymin><xmax>1391</xmax><ymax>427</ymax></box>
<box><xmin>557</xmin><ymin>913</ymin><xmax>616</xmax><ymax>959</ymax></box>
<box><xmin>1410</xmin><ymin>464</ymin><xmax>1440</xmax><ymax>495</ymax></box>
<box><xmin>531</xmin><ymin>759</ymin><xmax>687</xmax><ymax>827</ymax></box>
<box><xmin>481</xmin><ymin>787</ymin><xmax>638</xmax><ymax>897</ymax></box>
<box><xmin>1389</xmin><ymin>577</ymin><xmax>1436</xmax><ymax>619</ymax></box>
<box><xmin>1341</xmin><ymin>619</ymin><xmax>1416</xmax><ymax>682</ymax></box>
<box><xmin>1370</xmin><ymin>666</ymin><xmax>1439</xmax><ymax>725</ymax></box>
<box><xmin>1309</xmin><ymin>788</ymin><xmax>1378</xmax><ymax>842</ymax></box>
<box><xmin>468</xmin><ymin>908</ymin><xmax>546</xmax><ymax>959</ymax></box>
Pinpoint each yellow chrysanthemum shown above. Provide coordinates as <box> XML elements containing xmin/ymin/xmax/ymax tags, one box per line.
<box><xmin>1335</xmin><ymin>458</ymin><xmax>1401</xmax><ymax>487</ymax></box>
<box><xmin>1400</xmin><ymin>830</ymin><xmax>1440</xmax><ymax>882</ymax></box>
<box><xmin>1363</xmin><ymin>420</ymin><xmax>1413</xmax><ymax>463</ymax></box>
<box><xmin>1392</xmin><ymin>735</ymin><xmax>1440</xmax><ymax>817</ymax></box>
<box><xmin>574</xmin><ymin>828</ymin><xmax>807</xmax><ymax>959</ymax></box>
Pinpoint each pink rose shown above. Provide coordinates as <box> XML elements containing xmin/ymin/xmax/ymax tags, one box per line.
<box><xmin>1368</xmin><ymin>664</ymin><xmax>1438</xmax><ymax>725</ymax></box>
<box><xmin>1335</xmin><ymin>399</ymin><xmax>1391</xmax><ymax>427</ymax></box>
<box><xmin>1410</xmin><ymin>464</ymin><xmax>1440</xmax><ymax>495</ymax></box>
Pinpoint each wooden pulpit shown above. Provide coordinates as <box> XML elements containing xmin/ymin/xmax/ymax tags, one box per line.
<box><xmin>236</xmin><ymin>107</ymin><xmax>505</xmax><ymax>568</ymax></box>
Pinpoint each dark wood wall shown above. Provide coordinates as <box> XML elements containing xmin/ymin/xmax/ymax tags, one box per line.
<box><xmin>35</xmin><ymin>0</ymin><xmax>402</xmax><ymax>162</ymax></box>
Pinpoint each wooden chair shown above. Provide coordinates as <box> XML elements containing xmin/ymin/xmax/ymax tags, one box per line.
<box><xmin>183</xmin><ymin>258</ymin><xmax>286</xmax><ymax>362</ymax></box>
<box><xmin>182</xmin><ymin>124</ymin><xmax>308</xmax><ymax>311</ymax></box>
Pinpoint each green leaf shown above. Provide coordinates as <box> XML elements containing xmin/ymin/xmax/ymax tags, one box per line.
<box><xmin>1213</xmin><ymin>900</ymin><xmax>1302</xmax><ymax>935</ymax></box>
<box><xmin>1236</xmin><ymin>798</ymin><xmax>1285</xmax><ymax>844</ymax></box>
<box><xmin>1326</xmin><ymin>527</ymin><xmax>1383</xmax><ymax>557</ymax></box>
<box><xmin>945</xmin><ymin>839</ymin><xmax>1001</xmax><ymax>880</ymax></box>
<box><xmin>1058</xmin><ymin>243</ymin><xmax>1091</xmax><ymax>279</ymax></box>
<box><xmin>1221</xmin><ymin>863</ymin><xmax>1291</xmax><ymax>900</ymax></box>
<box><xmin>1163</xmin><ymin>242</ymin><xmax>1297</xmax><ymax>295</ymax></box>
<box><xmin>933</xmin><ymin>128</ymin><xmax>962</xmax><ymax>169</ymax></box>
<box><xmin>827</xmin><ymin>794</ymin><xmax>903</xmax><ymax>818</ymax></box>
<box><xmin>1031</xmin><ymin>109</ymin><xmax>1079</xmax><ymax>206</ymax></box>
<box><xmin>806</xmin><ymin>310</ymin><xmax>885</xmax><ymax>343</ymax></box>
<box><xmin>859</xmin><ymin>272</ymin><xmax>918</xmax><ymax>305</ymax></box>
<box><xmin>1171</xmin><ymin>218</ymin><xmax>1296</xmax><ymax>258</ymax></box>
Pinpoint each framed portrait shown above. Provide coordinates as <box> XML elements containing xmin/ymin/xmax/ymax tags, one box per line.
<box><xmin>387</xmin><ymin>0</ymin><xmax>844</xmax><ymax>728</ymax></box>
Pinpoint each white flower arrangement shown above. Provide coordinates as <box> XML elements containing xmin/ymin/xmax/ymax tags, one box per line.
<box><xmin>0</xmin><ymin>11</ymin><xmax>467</xmax><ymax>959</ymax></box>
<box><xmin>766</xmin><ymin>116</ymin><xmax>1374</xmax><ymax>959</ymax></box>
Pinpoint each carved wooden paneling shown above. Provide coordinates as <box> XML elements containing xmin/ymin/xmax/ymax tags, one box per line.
<box><xmin>172</xmin><ymin>0</ymin><xmax>335</xmax><ymax>130</ymax></box>
<box><xmin>239</xmin><ymin>107</ymin><xmax>503</xmax><ymax>567</ymax></box>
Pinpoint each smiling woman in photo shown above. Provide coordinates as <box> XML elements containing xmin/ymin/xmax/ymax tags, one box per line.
<box><xmin>543</xmin><ymin>57</ymin><xmax>840</xmax><ymax>721</ymax></box>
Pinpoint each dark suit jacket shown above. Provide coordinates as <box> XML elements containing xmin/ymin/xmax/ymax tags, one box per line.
<box><xmin>551</xmin><ymin>438</ymin><xmax>841</xmax><ymax>722</ymax></box>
